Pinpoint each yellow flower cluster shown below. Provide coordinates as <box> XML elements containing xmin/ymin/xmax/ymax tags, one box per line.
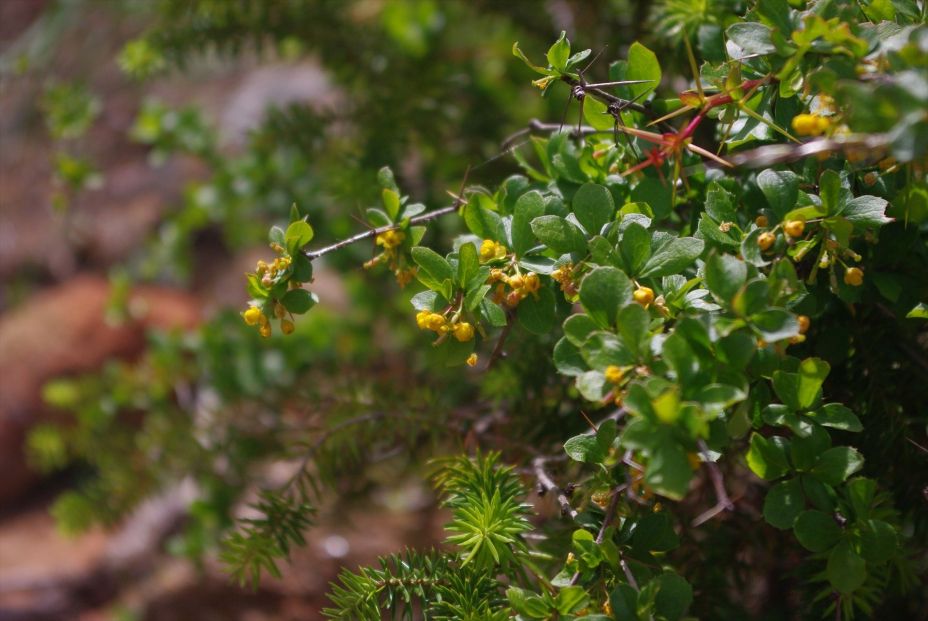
<box><xmin>365</xmin><ymin>229</ymin><xmax>418</xmax><ymax>288</ymax></box>
<box><xmin>490</xmin><ymin>270</ymin><xmax>540</xmax><ymax>308</ymax></box>
<box><xmin>415</xmin><ymin>311</ymin><xmax>475</xmax><ymax>342</ymax></box>
<box><xmin>395</xmin><ymin>267</ymin><xmax>417</xmax><ymax>288</ymax></box>
<box><xmin>376</xmin><ymin>229</ymin><xmax>405</xmax><ymax>250</ymax></box>
<box><xmin>551</xmin><ymin>263</ymin><xmax>578</xmax><ymax>299</ymax></box>
<box><xmin>479</xmin><ymin>239</ymin><xmax>508</xmax><ymax>262</ymax></box>
<box><xmin>243</xmin><ymin>305</ymin><xmax>294</xmax><ymax>338</ymax></box>
<box><xmin>791</xmin><ymin>113</ymin><xmax>831</xmax><ymax>137</ymax></box>
<box><xmin>256</xmin><ymin>255</ymin><xmax>292</xmax><ymax>287</ymax></box>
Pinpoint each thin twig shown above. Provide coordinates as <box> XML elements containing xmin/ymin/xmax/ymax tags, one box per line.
<box><xmin>533</xmin><ymin>456</ymin><xmax>578</xmax><ymax>520</ymax></box>
<box><xmin>692</xmin><ymin>439</ymin><xmax>735</xmax><ymax>527</ymax></box>
<box><xmin>484</xmin><ymin>311</ymin><xmax>515</xmax><ymax>370</ymax></box>
<box><xmin>305</xmin><ymin>204</ymin><xmax>458</xmax><ymax>260</ymax></box>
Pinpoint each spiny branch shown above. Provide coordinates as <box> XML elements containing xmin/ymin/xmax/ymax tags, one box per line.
<box><xmin>305</xmin><ymin>204</ymin><xmax>458</xmax><ymax>261</ymax></box>
<box><xmin>692</xmin><ymin>439</ymin><xmax>735</xmax><ymax>527</ymax></box>
<box><xmin>532</xmin><ymin>456</ymin><xmax>578</xmax><ymax>520</ymax></box>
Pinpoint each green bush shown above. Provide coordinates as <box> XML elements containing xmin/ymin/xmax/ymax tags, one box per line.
<box><xmin>30</xmin><ymin>1</ymin><xmax>927</xmax><ymax>619</ymax></box>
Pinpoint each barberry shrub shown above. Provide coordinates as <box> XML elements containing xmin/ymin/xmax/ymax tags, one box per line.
<box><xmin>29</xmin><ymin>1</ymin><xmax>927</xmax><ymax>619</ymax></box>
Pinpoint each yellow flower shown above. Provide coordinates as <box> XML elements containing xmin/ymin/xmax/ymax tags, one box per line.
<box><xmin>844</xmin><ymin>267</ymin><xmax>864</xmax><ymax>286</ymax></box>
<box><xmin>395</xmin><ymin>267</ymin><xmax>416</xmax><ymax>288</ymax></box>
<box><xmin>453</xmin><ymin>321</ymin><xmax>474</xmax><ymax>342</ymax></box>
<box><xmin>604</xmin><ymin>365</ymin><xmax>624</xmax><ymax>384</ymax></box>
<box><xmin>522</xmin><ymin>273</ymin><xmax>540</xmax><ymax>294</ymax></box>
<box><xmin>479</xmin><ymin>239</ymin><xmax>507</xmax><ymax>262</ymax></box>
<box><xmin>755</xmin><ymin>215</ymin><xmax>769</xmax><ymax>228</ymax></box>
<box><xmin>375</xmin><ymin>229</ymin><xmax>405</xmax><ymax>250</ymax></box>
<box><xmin>784</xmin><ymin>219</ymin><xmax>805</xmax><ymax>238</ymax></box>
<box><xmin>281</xmin><ymin>319</ymin><xmax>295</xmax><ymax>335</ymax></box>
<box><xmin>791</xmin><ymin>113</ymin><xmax>830</xmax><ymax>137</ymax></box>
<box><xmin>259</xmin><ymin>323</ymin><xmax>272</xmax><ymax>338</ymax></box>
<box><xmin>416</xmin><ymin>310</ymin><xmax>430</xmax><ymax>329</ymax></box>
<box><xmin>425</xmin><ymin>313</ymin><xmax>447</xmax><ymax>332</ymax></box>
<box><xmin>532</xmin><ymin>76</ymin><xmax>555</xmax><ymax>90</ymax></box>
<box><xmin>274</xmin><ymin>302</ymin><xmax>286</xmax><ymax>318</ymax></box>
<box><xmin>633</xmin><ymin>286</ymin><xmax>654</xmax><ymax>307</ymax></box>
<box><xmin>466</xmin><ymin>353</ymin><xmax>478</xmax><ymax>367</ymax></box>
<box><xmin>757</xmin><ymin>231</ymin><xmax>776</xmax><ymax>251</ymax></box>
<box><xmin>243</xmin><ymin>307</ymin><xmax>264</xmax><ymax>326</ymax></box>
<box><xmin>508</xmin><ymin>274</ymin><xmax>524</xmax><ymax>290</ymax></box>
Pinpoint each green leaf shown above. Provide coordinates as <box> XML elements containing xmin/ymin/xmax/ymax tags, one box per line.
<box><xmin>639</xmin><ymin>237</ymin><xmax>704</xmax><ymax>278</ymax></box>
<box><xmin>620</xmin><ymin>222</ymin><xmax>651</xmax><ymax>276</ymax></box>
<box><xmin>752</xmin><ymin>309</ymin><xmax>800</xmax><ymax>342</ymax></box>
<box><xmin>281</xmin><ymin>288</ymin><xmax>315</xmax><ymax>314</ymax></box>
<box><xmin>705</xmin><ymin>253</ymin><xmax>747</xmax><ymax>304</ymax></box>
<box><xmin>564</xmin><ymin>419</ymin><xmax>617</xmax><ymax>464</ymax></box>
<box><xmin>772</xmin><ymin>357</ymin><xmax>830</xmax><ymax>411</ymax></box>
<box><xmin>906</xmin><ymin>302</ymin><xmax>928</xmax><ymax>319</ymax></box>
<box><xmin>464</xmin><ymin>196</ymin><xmax>505</xmax><ymax>242</ymax></box>
<box><xmin>269</xmin><ymin>225</ymin><xmax>285</xmax><ymax>246</ymax></box>
<box><xmin>512</xmin><ymin>191</ymin><xmax>545</xmax><ymax>256</ymax></box>
<box><xmin>576</xmin><ymin>370</ymin><xmax>608</xmax><ymax>401</ymax></box>
<box><xmin>813</xmin><ymin>446</ymin><xmax>864</xmax><ymax>486</ymax></box>
<box><xmin>794</xmin><ymin>510</ymin><xmax>842</xmax><ymax>552</ymax></box>
<box><xmin>530</xmin><ymin>215</ymin><xmax>587</xmax><ymax>254</ymax></box>
<box><xmin>819</xmin><ymin>170</ymin><xmax>850</xmax><ymax>215</ymax></box>
<box><xmin>381</xmin><ymin>188</ymin><xmax>400</xmax><ymax>220</ymax></box>
<box><xmin>507</xmin><ymin>586</ymin><xmax>550</xmax><ymax>619</ymax></box>
<box><xmin>807</xmin><ymin>403</ymin><xmax>862</xmax><ymax>432</ymax></box>
<box><xmin>553</xmin><ymin>337</ymin><xmax>587</xmax><ymax>376</ymax></box>
<box><xmin>644</xmin><ymin>435</ymin><xmax>692</xmax><ymax>500</ymax></box>
<box><xmin>617</xmin><ymin>303</ymin><xmax>650</xmax><ymax>359</ymax></box>
<box><xmin>827</xmin><ymin>541</ymin><xmax>867</xmax><ymax>594</ymax></box>
<box><xmin>555</xmin><ymin>586</ymin><xmax>590</xmax><ymax>615</ymax></box>
<box><xmin>630</xmin><ymin>512</ymin><xmax>679</xmax><ymax>552</ymax></box>
<box><xmin>858</xmin><ymin>519</ymin><xmax>897</xmax><ymax>564</ymax></box>
<box><xmin>582</xmin><ymin>332</ymin><xmax>635</xmax><ymax>369</ymax></box>
<box><xmin>480</xmin><ymin>299</ymin><xmax>507</xmax><ymax>327</ymax></box>
<box><xmin>573</xmin><ymin>183</ymin><xmax>614</xmax><ymax>235</ymax></box>
<box><xmin>512</xmin><ymin>41</ymin><xmax>551</xmax><ymax>75</ymax></box>
<box><xmin>518</xmin><ymin>286</ymin><xmax>556</xmax><ymax>335</ymax></box>
<box><xmin>756</xmin><ymin>169</ymin><xmax>799</xmax><ymax>219</ymax></box>
<box><xmin>547</xmin><ymin>31</ymin><xmax>571</xmax><ymax>72</ymax></box>
<box><xmin>625</xmin><ymin>42</ymin><xmax>661</xmax><ymax>100</ymax></box>
<box><xmin>764</xmin><ymin>477</ymin><xmax>805</xmax><ymax>530</ymax></box>
<box><xmin>563</xmin><ymin>313</ymin><xmax>599</xmax><ymax>346</ymax></box>
<box><xmin>609</xmin><ymin>585</ymin><xmax>639</xmax><ymax>621</ymax></box>
<box><xmin>727</xmin><ymin>22</ymin><xmax>777</xmax><ymax>55</ymax></box>
<box><xmin>411</xmin><ymin>246</ymin><xmax>453</xmax><ymax>289</ymax></box>
<box><xmin>661</xmin><ymin>332</ymin><xmax>699</xmax><ymax>387</ymax></box>
<box><xmin>292</xmin><ymin>253</ymin><xmax>313</xmax><ymax>282</ymax></box>
<box><xmin>841</xmin><ymin>195</ymin><xmax>892</xmax><ymax>227</ymax></box>
<box><xmin>654</xmin><ymin>571</ymin><xmax>693</xmax><ymax>621</ymax></box>
<box><xmin>285</xmin><ymin>220</ymin><xmax>314</xmax><ymax>254</ymax></box>
<box><xmin>457</xmin><ymin>242</ymin><xmax>479</xmax><ymax>287</ymax></box>
<box><xmin>579</xmin><ymin>266</ymin><xmax>633</xmax><ymax>329</ymax></box>
<box><xmin>746</xmin><ymin>433</ymin><xmax>790</xmax><ymax>480</ymax></box>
